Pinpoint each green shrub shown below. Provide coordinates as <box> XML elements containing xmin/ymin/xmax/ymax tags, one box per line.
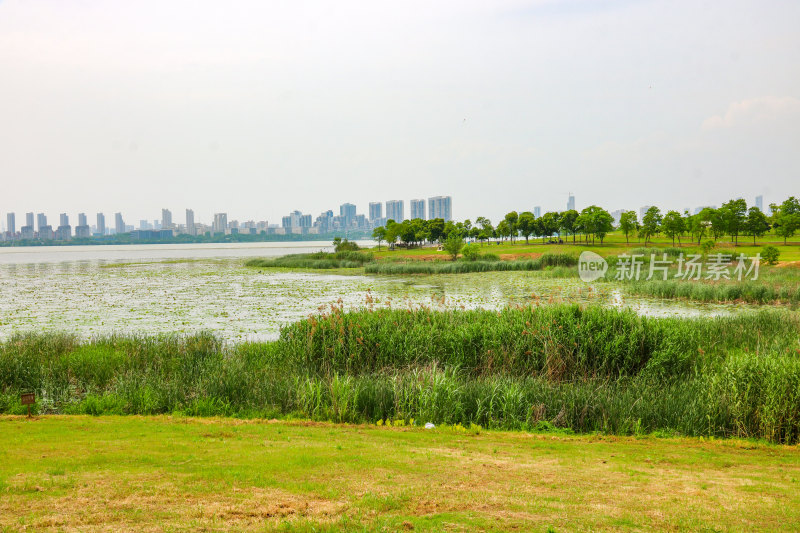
<box><xmin>461</xmin><ymin>243</ymin><xmax>481</xmax><ymax>261</ymax></box>
<box><xmin>762</xmin><ymin>245</ymin><xmax>780</xmax><ymax>265</ymax></box>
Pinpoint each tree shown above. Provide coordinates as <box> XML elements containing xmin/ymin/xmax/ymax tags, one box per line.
<box><xmin>384</xmin><ymin>219</ymin><xmax>399</xmax><ymax>246</ymax></box>
<box><xmin>559</xmin><ymin>210</ymin><xmax>579</xmax><ymax>243</ymax></box>
<box><xmin>517</xmin><ymin>211</ymin><xmax>536</xmax><ymax>244</ymax></box>
<box><xmin>539</xmin><ymin>212</ymin><xmax>561</xmax><ymax>243</ymax></box>
<box><xmin>575</xmin><ymin>206</ymin><xmax>613</xmax><ymax>244</ymax></box>
<box><xmin>720</xmin><ymin>198</ymin><xmax>747</xmax><ymax>245</ymax></box>
<box><xmin>709</xmin><ymin>209</ymin><xmax>727</xmax><ymax>241</ymax></box>
<box><xmin>661</xmin><ymin>210</ymin><xmax>686</xmax><ymax>246</ymax></box>
<box><xmin>594</xmin><ymin>210</ymin><xmax>614</xmax><ymax>244</ymax></box>
<box><xmin>426</xmin><ymin>218</ymin><xmax>445</xmax><ymax>243</ymax></box>
<box><xmin>640</xmin><ymin>207</ymin><xmax>662</xmax><ymax>245</ymax></box>
<box><xmin>745</xmin><ymin>207</ymin><xmax>769</xmax><ymax>245</ymax></box>
<box><xmin>618</xmin><ymin>211</ymin><xmax>639</xmax><ymax>244</ymax></box>
<box><xmin>496</xmin><ymin>220</ymin><xmax>511</xmax><ymax>242</ymax></box>
<box><xmin>774</xmin><ymin>197</ymin><xmax>800</xmax><ymax>244</ymax></box>
<box><xmin>371</xmin><ymin>226</ymin><xmax>386</xmax><ymax>250</ymax></box>
<box><xmin>442</xmin><ymin>233</ymin><xmax>464</xmax><ymax>261</ymax></box>
<box><xmin>476</xmin><ymin>217</ymin><xmax>494</xmax><ymax>244</ymax></box>
<box><xmin>690</xmin><ymin>208</ymin><xmax>715</xmax><ymax>244</ymax></box>
<box><xmin>503</xmin><ymin>211</ymin><xmax>519</xmax><ymax>244</ymax></box>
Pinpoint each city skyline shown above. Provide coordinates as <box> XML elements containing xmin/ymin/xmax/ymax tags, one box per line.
<box><xmin>0</xmin><ymin>195</ymin><xmax>455</xmax><ymax>238</ymax></box>
<box><xmin>0</xmin><ymin>192</ymin><xmax>782</xmax><ymax>239</ymax></box>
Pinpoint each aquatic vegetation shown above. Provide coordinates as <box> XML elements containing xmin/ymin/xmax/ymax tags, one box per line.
<box><xmin>365</xmin><ymin>253</ymin><xmax>577</xmax><ymax>274</ymax></box>
<box><xmin>3</xmin><ymin>306</ymin><xmax>799</xmax><ymax>443</ymax></box>
<box><xmin>2</xmin><ymin>259</ymin><xmax>741</xmax><ymax>343</ymax></box>
<box><xmin>245</xmin><ymin>251</ymin><xmax>373</xmax><ymax>269</ymax></box>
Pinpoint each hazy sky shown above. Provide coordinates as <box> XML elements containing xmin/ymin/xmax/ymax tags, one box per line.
<box><xmin>2</xmin><ymin>0</ymin><xmax>799</xmax><ymax>227</ymax></box>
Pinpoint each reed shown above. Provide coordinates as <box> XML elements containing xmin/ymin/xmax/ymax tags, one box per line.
<box><xmin>2</xmin><ymin>306</ymin><xmax>799</xmax><ymax>443</ymax></box>
<box><xmin>365</xmin><ymin>253</ymin><xmax>577</xmax><ymax>275</ymax></box>
<box><xmin>245</xmin><ymin>251</ymin><xmax>374</xmax><ymax>269</ymax></box>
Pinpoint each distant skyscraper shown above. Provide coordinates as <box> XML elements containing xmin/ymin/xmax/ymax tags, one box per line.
<box><xmin>6</xmin><ymin>213</ymin><xmax>15</xmax><ymax>235</ymax></box>
<box><xmin>115</xmin><ymin>212</ymin><xmax>125</xmax><ymax>235</ymax></box>
<box><xmin>339</xmin><ymin>203</ymin><xmax>356</xmax><ymax>226</ymax></box>
<box><xmin>410</xmin><ymin>199</ymin><xmax>426</xmax><ymax>220</ymax></box>
<box><xmin>213</xmin><ymin>213</ymin><xmax>227</xmax><ymax>234</ymax></box>
<box><xmin>55</xmin><ymin>213</ymin><xmax>71</xmax><ymax>240</ymax></box>
<box><xmin>26</xmin><ymin>212</ymin><xmax>34</xmax><ymax>228</ymax></box>
<box><xmin>368</xmin><ymin>202</ymin><xmax>383</xmax><ymax>222</ymax></box>
<box><xmin>36</xmin><ymin>213</ymin><xmax>47</xmax><ymax>232</ymax></box>
<box><xmin>533</xmin><ymin>206</ymin><xmax>541</xmax><ymax>218</ymax></box>
<box><xmin>639</xmin><ymin>206</ymin><xmax>653</xmax><ymax>222</ymax></box>
<box><xmin>96</xmin><ymin>213</ymin><xmax>106</xmax><ymax>236</ymax></box>
<box><xmin>161</xmin><ymin>208</ymin><xmax>173</xmax><ymax>229</ymax></box>
<box><xmin>185</xmin><ymin>209</ymin><xmax>195</xmax><ymax>236</ymax></box>
<box><xmin>755</xmin><ymin>195</ymin><xmax>764</xmax><ymax>211</ymax></box>
<box><xmin>427</xmin><ymin>196</ymin><xmax>452</xmax><ymax>222</ymax></box>
<box><xmin>75</xmin><ymin>213</ymin><xmax>90</xmax><ymax>237</ymax></box>
<box><xmin>567</xmin><ymin>194</ymin><xmax>575</xmax><ymax>211</ymax></box>
<box><xmin>385</xmin><ymin>200</ymin><xmax>405</xmax><ymax>222</ymax></box>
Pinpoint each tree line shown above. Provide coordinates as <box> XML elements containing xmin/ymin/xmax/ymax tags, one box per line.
<box><xmin>372</xmin><ymin>196</ymin><xmax>800</xmax><ymax>248</ymax></box>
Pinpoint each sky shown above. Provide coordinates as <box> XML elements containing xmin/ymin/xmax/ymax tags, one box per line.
<box><xmin>1</xmin><ymin>0</ymin><xmax>799</xmax><ymax>228</ymax></box>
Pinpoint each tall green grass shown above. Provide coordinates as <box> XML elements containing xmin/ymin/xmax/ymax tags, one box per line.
<box><xmin>365</xmin><ymin>253</ymin><xmax>577</xmax><ymax>275</ymax></box>
<box><xmin>2</xmin><ymin>306</ymin><xmax>799</xmax><ymax>443</ymax></box>
<box><xmin>245</xmin><ymin>251</ymin><xmax>373</xmax><ymax>269</ymax></box>
<box><xmin>626</xmin><ymin>278</ymin><xmax>800</xmax><ymax>304</ymax></box>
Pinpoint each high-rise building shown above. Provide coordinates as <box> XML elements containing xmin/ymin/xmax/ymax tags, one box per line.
<box><xmin>340</xmin><ymin>203</ymin><xmax>356</xmax><ymax>227</ymax></box>
<box><xmin>26</xmin><ymin>212</ymin><xmax>34</xmax><ymax>228</ymax></box>
<box><xmin>410</xmin><ymin>199</ymin><xmax>426</xmax><ymax>220</ymax></box>
<box><xmin>55</xmin><ymin>213</ymin><xmax>71</xmax><ymax>240</ymax></box>
<box><xmin>6</xmin><ymin>213</ymin><xmax>15</xmax><ymax>235</ymax></box>
<box><xmin>368</xmin><ymin>202</ymin><xmax>383</xmax><ymax>222</ymax></box>
<box><xmin>427</xmin><ymin>196</ymin><xmax>452</xmax><ymax>222</ymax></box>
<box><xmin>162</xmin><ymin>209</ymin><xmax>173</xmax><ymax>229</ymax></box>
<box><xmin>96</xmin><ymin>213</ymin><xmax>106</xmax><ymax>236</ymax></box>
<box><xmin>755</xmin><ymin>195</ymin><xmax>764</xmax><ymax>211</ymax></box>
<box><xmin>75</xmin><ymin>212</ymin><xmax>91</xmax><ymax>238</ymax></box>
<box><xmin>639</xmin><ymin>206</ymin><xmax>653</xmax><ymax>223</ymax></box>
<box><xmin>213</xmin><ymin>213</ymin><xmax>227</xmax><ymax>235</ymax></box>
<box><xmin>385</xmin><ymin>200</ymin><xmax>404</xmax><ymax>222</ymax></box>
<box><xmin>185</xmin><ymin>209</ymin><xmax>195</xmax><ymax>236</ymax></box>
<box><xmin>39</xmin><ymin>225</ymin><xmax>54</xmax><ymax>240</ymax></box>
<box><xmin>37</xmin><ymin>213</ymin><xmax>47</xmax><ymax>232</ymax></box>
<box><xmin>115</xmin><ymin>212</ymin><xmax>125</xmax><ymax>235</ymax></box>
<box><xmin>567</xmin><ymin>194</ymin><xmax>575</xmax><ymax>211</ymax></box>
<box><xmin>533</xmin><ymin>206</ymin><xmax>541</xmax><ymax>218</ymax></box>
<box><xmin>55</xmin><ymin>224</ymin><xmax>72</xmax><ymax>240</ymax></box>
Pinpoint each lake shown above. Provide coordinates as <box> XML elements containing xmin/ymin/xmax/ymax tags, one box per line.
<box><xmin>0</xmin><ymin>243</ymin><xmax>747</xmax><ymax>342</ymax></box>
<box><xmin>0</xmin><ymin>240</ymin><xmax>375</xmax><ymax>264</ymax></box>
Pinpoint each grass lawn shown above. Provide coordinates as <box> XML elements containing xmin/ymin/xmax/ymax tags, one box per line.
<box><xmin>1</xmin><ymin>416</ymin><xmax>799</xmax><ymax>531</ymax></box>
<box><xmin>371</xmin><ymin>231</ymin><xmax>800</xmax><ymax>262</ymax></box>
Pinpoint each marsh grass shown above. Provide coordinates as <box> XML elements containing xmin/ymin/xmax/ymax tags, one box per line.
<box><xmin>2</xmin><ymin>306</ymin><xmax>799</xmax><ymax>443</ymax></box>
<box><xmin>365</xmin><ymin>253</ymin><xmax>577</xmax><ymax>275</ymax></box>
<box><xmin>245</xmin><ymin>251</ymin><xmax>374</xmax><ymax>269</ymax></box>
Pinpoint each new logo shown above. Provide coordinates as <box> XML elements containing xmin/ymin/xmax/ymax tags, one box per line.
<box><xmin>578</xmin><ymin>251</ymin><xmax>608</xmax><ymax>282</ymax></box>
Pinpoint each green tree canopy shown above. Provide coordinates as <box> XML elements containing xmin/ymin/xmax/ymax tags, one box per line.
<box><xmin>618</xmin><ymin>211</ymin><xmax>639</xmax><ymax>244</ymax></box>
